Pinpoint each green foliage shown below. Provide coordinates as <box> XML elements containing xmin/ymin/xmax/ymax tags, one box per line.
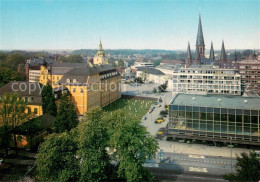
<box><xmin>41</xmin><ymin>83</ymin><xmax>57</xmax><ymax>116</ymax></box>
<box><xmin>0</xmin><ymin>93</ymin><xmax>31</xmax><ymax>155</ymax></box>
<box><xmin>134</xmin><ymin>77</ymin><xmax>144</xmax><ymax>83</ymax></box>
<box><xmin>110</xmin><ymin>112</ymin><xmax>159</xmax><ymax>182</ymax></box>
<box><xmin>53</xmin><ymin>95</ymin><xmax>78</xmax><ymax>133</ymax></box>
<box><xmin>58</xmin><ymin>55</ymin><xmax>83</xmax><ymax>63</ymax></box>
<box><xmin>117</xmin><ymin>59</ymin><xmax>125</xmax><ymax>67</ymax></box>
<box><xmin>158</xmin><ymin>82</ymin><xmax>167</xmax><ymax>92</ymax></box>
<box><xmin>36</xmin><ymin>131</ymin><xmax>80</xmax><ymax>181</ymax></box>
<box><xmin>224</xmin><ymin>151</ymin><xmax>260</xmax><ymax>182</ymax></box>
<box><xmin>153</xmin><ymin>88</ymin><xmax>157</xmax><ymax>94</ymax></box>
<box><xmin>0</xmin><ymin>67</ymin><xmax>24</xmax><ymax>87</ymax></box>
<box><xmin>36</xmin><ymin>107</ymin><xmax>158</xmax><ymax>181</ymax></box>
<box><xmin>4</xmin><ymin>53</ymin><xmax>25</xmax><ymax>71</ymax></box>
<box><xmin>153</xmin><ymin>59</ymin><xmax>162</xmax><ymax>67</ymax></box>
<box><xmin>78</xmin><ymin>108</ymin><xmax>111</xmax><ymax>181</ymax></box>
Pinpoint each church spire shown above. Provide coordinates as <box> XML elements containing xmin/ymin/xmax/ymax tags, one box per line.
<box><xmin>234</xmin><ymin>50</ymin><xmax>238</xmax><ymax>63</ymax></box>
<box><xmin>186</xmin><ymin>42</ymin><xmax>192</xmax><ymax>67</ymax></box>
<box><xmin>209</xmin><ymin>41</ymin><xmax>215</xmax><ymax>61</ymax></box>
<box><xmin>99</xmin><ymin>38</ymin><xmax>103</xmax><ymax>50</ymax></box>
<box><xmin>196</xmin><ymin>14</ymin><xmax>205</xmax><ymax>58</ymax></box>
<box><xmin>253</xmin><ymin>50</ymin><xmax>257</xmax><ymax>60</ymax></box>
<box><xmin>220</xmin><ymin>40</ymin><xmax>227</xmax><ymax>63</ymax></box>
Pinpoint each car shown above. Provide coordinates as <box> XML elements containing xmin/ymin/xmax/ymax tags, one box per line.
<box><xmin>157</xmin><ymin>131</ymin><xmax>163</xmax><ymax>135</ymax></box>
<box><xmin>156</xmin><ymin>118</ymin><xmax>164</xmax><ymax>123</ymax></box>
<box><xmin>142</xmin><ymin>116</ymin><xmax>147</xmax><ymax>120</ymax></box>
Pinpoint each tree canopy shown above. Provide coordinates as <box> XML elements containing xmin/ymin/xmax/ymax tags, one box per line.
<box><xmin>0</xmin><ymin>67</ymin><xmax>24</xmax><ymax>87</ymax></box>
<box><xmin>57</xmin><ymin>55</ymin><xmax>83</xmax><ymax>63</ymax></box>
<box><xmin>36</xmin><ymin>130</ymin><xmax>80</xmax><ymax>181</ymax></box>
<box><xmin>36</xmin><ymin>107</ymin><xmax>158</xmax><ymax>182</ymax></box>
<box><xmin>224</xmin><ymin>151</ymin><xmax>260</xmax><ymax>182</ymax></box>
<box><xmin>53</xmin><ymin>94</ymin><xmax>78</xmax><ymax>133</ymax></box>
<box><xmin>41</xmin><ymin>83</ymin><xmax>57</xmax><ymax>116</ymax></box>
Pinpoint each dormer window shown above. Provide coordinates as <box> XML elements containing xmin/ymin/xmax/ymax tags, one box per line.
<box><xmin>73</xmin><ymin>79</ymin><xmax>77</xmax><ymax>83</ymax></box>
<box><xmin>28</xmin><ymin>97</ymin><xmax>33</xmax><ymax>102</ymax></box>
<box><xmin>66</xmin><ymin>79</ymin><xmax>70</xmax><ymax>83</ymax></box>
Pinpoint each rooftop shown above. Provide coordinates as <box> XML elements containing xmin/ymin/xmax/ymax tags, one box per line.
<box><xmin>170</xmin><ymin>93</ymin><xmax>260</xmax><ymax>110</ymax></box>
<box><xmin>136</xmin><ymin>67</ymin><xmax>165</xmax><ymax>75</ymax></box>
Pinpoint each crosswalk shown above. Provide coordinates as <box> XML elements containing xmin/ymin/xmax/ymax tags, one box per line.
<box><xmin>189</xmin><ymin>167</ymin><xmax>208</xmax><ymax>172</ymax></box>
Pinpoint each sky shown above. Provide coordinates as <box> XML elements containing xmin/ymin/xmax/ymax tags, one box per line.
<box><xmin>0</xmin><ymin>0</ymin><xmax>259</xmax><ymax>50</ymax></box>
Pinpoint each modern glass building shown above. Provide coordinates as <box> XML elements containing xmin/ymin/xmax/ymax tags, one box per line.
<box><xmin>168</xmin><ymin>94</ymin><xmax>260</xmax><ymax>145</ymax></box>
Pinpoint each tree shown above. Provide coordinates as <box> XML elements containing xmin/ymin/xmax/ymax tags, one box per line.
<box><xmin>78</xmin><ymin>107</ymin><xmax>111</xmax><ymax>181</ymax></box>
<box><xmin>36</xmin><ymin>130</ymin><xmax>80</xmax><ymax>181</ymax></box>
<box><xmin>158</xmin><ymin>82</ymin><xmax>167</xmax><ymax>92</ymax></box>
<box><xmin>117</xmin><ymin>59</ymin><xmax>125</xmax><ymax>67</ymax></box>
<box><xmin>41</xmin><ymin>83</ymin><xmax>57</xmax><ymax>116</ymax></box>
<box><xmin>0</xmin><ymin>93</ymin><xmax>31</xmax><ymax>155</ymax></box>
<box><xmin>110</xmin><ymin>112</ymin><xmax>159</xmax><ymax>182</ymax></box>
<box><xmin>224</xmin><ymin>151</ymin><xmax>260</xmax><ymax>182</ymax></box>
<box><xmin>153</xmin><ymin>88</ymin><xmax>157</xmax><ymax>94</ymax></box>
<box><xmin>53</xmin><ymin>94</ymin><xmax>78</xmax><ymax>133</ymax></box>
<box><xmin>0</xmin><ymin>67</ymin><xmax>24</xmax><ymax>87</ymax></box>
<box><xmin>5</xmin><ymin>53</ymin><xmax>25</xmax><ymax>71</ymax></box>
<box><xmin>134</xmin><ymin>77</ymin><xmax>144</xmax><ymax>83</ymax></box>
<box><xmin>58</xmin><ymin>55</ymin><xmax>83</xmax><ymax>63</ymax></box>
<box><xmin>141</xmin><ymin>71</ymin><xmax>149</xmax><ymax>83</ymax></box>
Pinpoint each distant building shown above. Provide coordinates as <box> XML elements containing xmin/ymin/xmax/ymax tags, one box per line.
<box><xmin>132</xmin><ymin>62</ymin><xmax>154</xmax><ymax>69</ymax></box>
<box><xmin>172</xmin><ymin>65</ymin><xmax>241</xmax><ymax>95</ymax></box>
<box><xmin>239</xmin><ymin>59</ymin><xmax>260</xmax><ymax>95</ymax></box>
<box><xmin>25</xmin><ymin>57</ymin><xmax>54</xmax><ymax>82</ymax></box>
<box><xmin>136</xmin><ymin>67</ymin><xmax>167</xmax><ymax>85</ymax></box>
<box><xmin>168</xmin><ymin>93</ymin><xmax>260</xmax><ymax>146</ymax></box>
<box><xmin>93</xmin><ymin>40</ymin><xmax>108</xmax><ymax>65</ymax></box>
<box><xmin>0</xmin><ymin>81</ymin><xmax>44</xmax><ymax>119</ymax></box>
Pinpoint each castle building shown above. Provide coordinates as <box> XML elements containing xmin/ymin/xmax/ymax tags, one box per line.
<box><xmin>39</xmin><ymin>43</ymin><xmax>121</xmax><ymax>115</ymax></box>
<box><xmin>93</xmin><ymin>40</ymin><xmax>108</xmax><ymax>65</ymax></box>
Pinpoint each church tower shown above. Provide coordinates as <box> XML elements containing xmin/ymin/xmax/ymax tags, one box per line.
<box><xmin>196</xmin><ymin>14</ymin><xmax>205</xmax><ymax>58</ymax></box>
<box><xmin>93</xmin><ymin>39</ymin><xmax>108</xmax><ymax>65</ymax></box>
<box><xmin>220</xmin><ymin>40</ymin><xmax>227</xmax><ymax>64</ymax></box>
<box><xmin>194</xmin><ymin>44</ymin><xmax>201</xmax><ymax>64</ymax></box>
<box><xmin>185</xmin><ymin>42</ymin><xmax>192</xmax><ymax>67</ymax></box>
<box><xmin>209</xmin><ymin>41</ymin><xmax>215</xmax><ymax>61</ymax></box>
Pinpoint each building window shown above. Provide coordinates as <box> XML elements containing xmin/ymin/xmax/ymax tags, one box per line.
<box><xmin>80</xmin><ymin>89</ymin><xmax>84</xmax><ymax>93</ymax></box>
<box><xmin>34</xmin><ymin>108</ymin><xmax>38</xmax><ymax>114</ymax></box>
<box><xmin>66</xmin><ymin>79</ymin><xmax>70</xmax><ymax>83</ymax></box>
<box><xmin>28</xmin><ymin>108</ymin><xmax>31</xmax><ymax>114</ymax></box>
<box><xmin>73</xmin><ymin>79</ymin><xmax>77</xmax><ymax>83</ymax></box>
<box><xmin>73</xmin><ymin>88</ymin><xmax>76</xmax><ymax>93</ymax></box>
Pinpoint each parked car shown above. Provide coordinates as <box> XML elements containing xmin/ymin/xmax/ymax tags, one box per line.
<box><xmin>142</xmin><ymin>116</ymin><xmax>147</xmax><ymax>120</ymax></box>
<box><xmin>155</xmin><ymin>118</ymin><xmax>164</xmax><ymax>124</ymax></box>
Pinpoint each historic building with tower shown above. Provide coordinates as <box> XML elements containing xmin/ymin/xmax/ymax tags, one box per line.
<box><xmin>93</xmin><ymin>39</ymin><xmax>109</xmax><ymax>65</ymax></box>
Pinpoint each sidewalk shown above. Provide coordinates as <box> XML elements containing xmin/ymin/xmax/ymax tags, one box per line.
<box><xmin>158</xmin><ymin>141</ymin><xmax>251</xmax><ymax>158</ymax></box>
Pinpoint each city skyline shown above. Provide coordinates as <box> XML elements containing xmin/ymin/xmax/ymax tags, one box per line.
<box><xmin>0</xmin><ymin>0</ymin><xmax>259</xmax><ymax>50</ymax></box>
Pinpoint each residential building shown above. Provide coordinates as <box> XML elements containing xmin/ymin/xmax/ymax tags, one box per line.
<box><xmin>168</xmin><ymin>93</ymin><xmax>260</xmax><ymax>146</ymax></box>
<box><xmin>0</xmin><ymin>81</ymin><xmax>44</xmax><ymax>121</ymax></box>
<box><xmin>172</xmin><ymin>65</ymin><xmax>241</xmax><ymax>95</ymax></box>
<box><xmin>239</xmin><ymin>59</ymin><xmax>260</xmax><ymax>95</ymax></box>
<box><xmin>132</xmin><ymin>62</ymin><xmax>154</xmax><ymax>69</ymax></box>
<box><xmin>29</xmin><ymin>67</ymin><xmax>41</xmax><ymax>83</ymax></box>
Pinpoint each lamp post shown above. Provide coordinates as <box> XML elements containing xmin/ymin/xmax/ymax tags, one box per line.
<box><xmin>230</xmin><ymin>136</ymin><xmax>233</xmax><ymax>169</ymax></box>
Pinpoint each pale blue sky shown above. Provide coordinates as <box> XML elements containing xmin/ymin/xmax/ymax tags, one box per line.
<box><xmin>0</xmin><ymin>0</ymin><xmax>259</xmax><ymax>50</ymax></box>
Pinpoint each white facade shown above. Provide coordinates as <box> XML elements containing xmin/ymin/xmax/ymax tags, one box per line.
<box><xmin>132</xmin><ymin>62</ymin><xmax>153</xmax><ymax>69</ymax></box>
<box><xmin>172</xmin><ymin>66</ymin><xmax>241</xmax><ymax>95</ymax></box>
<box><xmin>29</xmin><ymin>70</ymin><xmax>41</xmax><ymax>82</ymax></box>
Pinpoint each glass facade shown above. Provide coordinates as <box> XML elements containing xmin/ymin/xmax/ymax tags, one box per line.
<box><xmin>169</xmin><ymin>105</ymin><xmax>260</xmax><ymax>142</ymax></box>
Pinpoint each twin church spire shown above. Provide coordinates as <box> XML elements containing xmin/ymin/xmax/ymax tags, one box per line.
<box><xmin>186</xmin><ymin>14</ymin><xmax>228</xmax><ymax>67</ymax></box>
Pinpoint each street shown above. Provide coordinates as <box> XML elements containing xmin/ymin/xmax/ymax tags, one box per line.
<box><xmin>145</xmin><ymin>153</ymin><xmax>232</xmax><ymax>181</ymax></box>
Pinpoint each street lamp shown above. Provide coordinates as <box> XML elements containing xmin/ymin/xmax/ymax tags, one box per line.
<box><xmin>229</xmin><ymin>136</ymin><xmax>233</xmax><ymax>169</ymax></box>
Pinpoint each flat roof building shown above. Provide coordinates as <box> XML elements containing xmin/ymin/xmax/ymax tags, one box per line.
<box><xmin>168</xmin><ymin>93</ymin><xmax>260</xmax><ymax>146</ymax></box>
<box><xmin>172</xmin><ymin>65</ymin><xmax>241</xmax><ymax>95</ymax></box>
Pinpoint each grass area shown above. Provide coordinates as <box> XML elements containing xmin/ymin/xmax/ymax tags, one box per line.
<box><xmin>103</xmin><ymin>98</ymin><xmax>153</xmax><ymax>121</ymax></box>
